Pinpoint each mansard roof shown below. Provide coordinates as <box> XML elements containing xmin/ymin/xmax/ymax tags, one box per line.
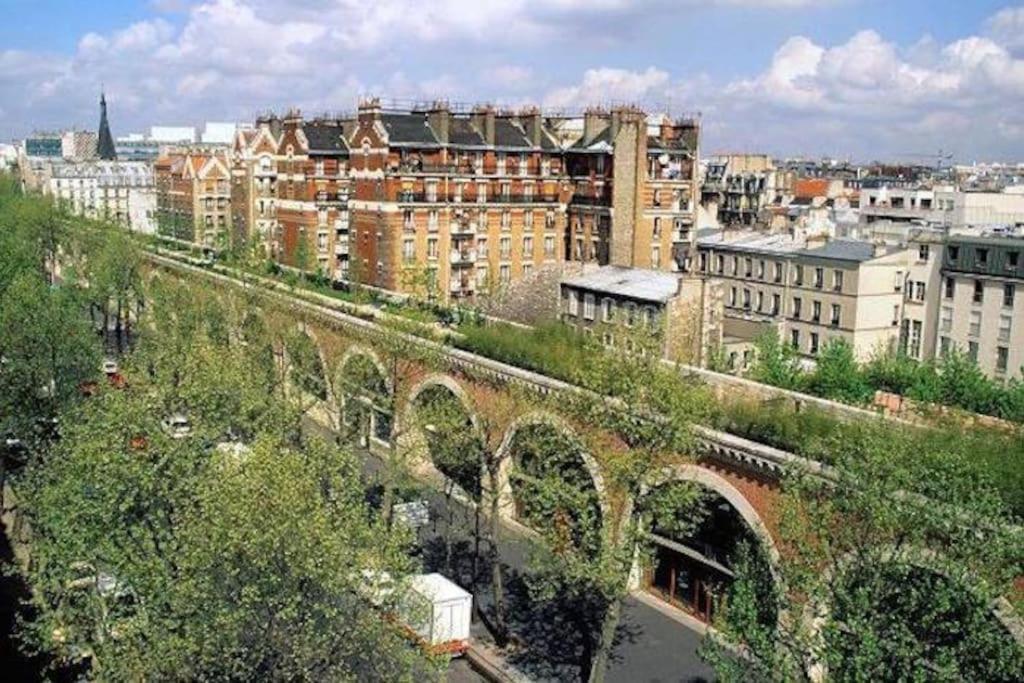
<box><xmin>305</xmin><ymin>121</ymin><xmax>350</xmax><ymax>155</ymax></box>
<box><xmin>381</xmin><ymin>113</ymin><xmax>440</xmax><ymax>146</ymax></box>
<box><xmin>492</xmin><ymin>119</ymin><xmax>532</xmax><ymax>149</ymax></box>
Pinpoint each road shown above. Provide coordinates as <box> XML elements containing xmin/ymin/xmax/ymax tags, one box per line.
<box><xmin>303</xmin><ymin>418</ymin><xmax>717</xmax><ymax>682</ymax></box>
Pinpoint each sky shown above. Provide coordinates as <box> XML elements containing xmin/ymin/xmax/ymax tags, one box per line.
<box><xmin>2</xmin><ymin>0</ymin><xmax>1024</xmax><ymax>162</ymax></box>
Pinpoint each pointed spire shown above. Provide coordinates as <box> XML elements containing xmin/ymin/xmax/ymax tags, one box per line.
<box><xmin>97</xmin><ymin>90</ymin><xmax>117</xmax><ymax>161</ymax></box>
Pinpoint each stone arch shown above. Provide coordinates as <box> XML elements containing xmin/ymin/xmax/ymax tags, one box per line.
<box><xmin>398</xmin><ymin>373</ymin><xmax>486</xmax><ymax>501</ymax></box>
<box><xmin>335</xmin><ymin>344</ymin><xmax>393</xmax><ymax>446</ymax></box>
<box><xmin>280</xmin><ymin>321</ymin><xmax>332</xmax><ymax>408</ymax></box>
<box><xmin>633</xmin><ymin>463</ymin><xmax>783</xmax><ymax>629</ymax></box>
<box><xmin>494</xmin><ymin>411</ymin><xmax>611</xmax><ymax>549</ymax></box>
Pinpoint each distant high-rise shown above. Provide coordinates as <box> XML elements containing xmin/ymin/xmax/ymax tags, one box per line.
<box><xmin>97</xmin><ymin>92</ymin><xmax>117</xmax><ymax>161</ymax></box>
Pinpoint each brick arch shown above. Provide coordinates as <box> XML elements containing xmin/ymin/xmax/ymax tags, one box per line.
<box><xmin>334</xmin><ymin>344</ymin><xmax>394</xmax><ymax>445</ymax></box>
<box><xmin>280</xmin><ymin>321</ymin><xmax>334</xmax><ymax>409</ymax></box>
<box><xmin>396</xmin><ymin>373</ymin><xmax>486</xmax><ymax>500</ymax></box>
<box><xmin>493</xmin><ymin>411</ymin><xmax>611</xmax><ymax>538</ymax></box>
<box><xmin>335</xmin><ymin>344</ymin><xmax>392</xmax><ymax>396</ymax></box>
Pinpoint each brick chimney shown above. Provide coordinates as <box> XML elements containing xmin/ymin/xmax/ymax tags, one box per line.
<box><xmin>520</xmin><ymin>106</ymin><xmax>543</xmax><ymax>147</ymax></box>
<box><xmin>583</xmin><ymin>108</ymin><xmax>606</xmax><ymax>143</ymax></box>
<box><xmin>472</xmin><ymin>105</ymin><xmax>496</xmax><ymax>145</ymax></box>
<box><xmin>357</xmin><ymin>97</ymin><xmax>382</xmax><ymax>125</ymax></box>
<box><xmin>427</xmin><ymin>101</ymin><xmax>450</xmax><ymax>145</ymax></box>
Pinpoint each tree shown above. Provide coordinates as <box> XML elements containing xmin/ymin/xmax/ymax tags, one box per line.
<box><xmin>0</xmin><ymin>272</ymin><xmax>100</xmax><ymax>448</ymax></box>
<box><xmin>748</xmin><ymin>329</ymin><xmax>805</xmax><ymax>391</ymax></box>
<box><xmin>807</xmin><ymin>339</ymin><xmax>873</xmax><ymax>404</ymax></box>
<box><xmin>706</xmin><ymin>419</ymin><xmax>1024</xmax><ymax>681</ymax></box>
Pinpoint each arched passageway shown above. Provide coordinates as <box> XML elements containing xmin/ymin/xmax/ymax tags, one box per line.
<box><xmin>504</xmin><ymin>420</ymin><xmax>605</xmax><ymax>556</ymax></box>
<box><xmin>638</xmin><ymin>468</ymin><xmax>779</xmax><ymax>630</ymax></box>
<box><xmin>406</xmin><ymin>380</ymin><xmax>484</xmax><ymax>499</ymax></box>
<box><xmin>336</xmin><ymin>350</ymin><xmax>392</xmax><ymax>447</ymax></box>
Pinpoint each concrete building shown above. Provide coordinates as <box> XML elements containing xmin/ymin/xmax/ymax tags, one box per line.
<box><xmin>47</xmin><ymin>161</ymin><xmax>155</xmax><ymax>233</ymax></box>
<box><xmin>937</xmin><ymin>233</ymin><xmax>1024</xmax><ymax>379</ymax></box>
<box><xmin>60</xmin><ymin>130</ymin><xmax>98</xmax><ymax>162</ymax></box>
<box><xmin>696</xmin><ymin>230</ymin><xmax>910</xmax><ymax>367</ymax></box>
<box><xmin>560</xmin><ymin>265</ymin><xmax>720</xmax><ymax>364</ymax></box>
<box><xmin>701</xmin><ymin>154</ymin><xmax>788</xmax><ymax>228</ymax></box>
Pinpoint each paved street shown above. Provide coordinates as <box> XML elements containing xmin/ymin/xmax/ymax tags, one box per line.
<box><xmin>303</xmin><ymin>418</ymin><xmax>717</xmax><ymax>682</ymax></box>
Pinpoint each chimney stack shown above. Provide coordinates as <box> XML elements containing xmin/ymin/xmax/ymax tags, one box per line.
<box><xmin>427</xmin><ymin>101</ymin><xmax>450</xmax><ymax>145</ymax></box>
<box><xmin>472</xmin><ymin>105</ymin><xmax>496</xmax><ymax>145</ymax></box>
<box><xmin>583</xmin><ymin>108</ymin><xmax>607</xmax><ymax>143</ymax></box>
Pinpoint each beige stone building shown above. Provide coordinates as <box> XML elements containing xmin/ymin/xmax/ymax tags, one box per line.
<box><xmin>695</xmin><ymin>230</ymin><xmax>911</xmax><ymax>367</ymax></box>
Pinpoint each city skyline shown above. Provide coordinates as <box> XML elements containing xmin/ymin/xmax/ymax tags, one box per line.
<box><xmin>2</xmin><ymin>1</ymin><xmax>1024</xmax><ymax>162</ymax></box>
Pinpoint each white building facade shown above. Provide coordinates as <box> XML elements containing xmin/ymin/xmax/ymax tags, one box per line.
<box><xmin>48</xmin><ymin>161</ymin><xmax>156</xmax><ymax>233</ymax></box>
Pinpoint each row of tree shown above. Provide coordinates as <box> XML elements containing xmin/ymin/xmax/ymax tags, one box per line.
<box><xmin>741</xmin><ymin>329</ymin><xmax>1024</xmax><ymax>422</ymax></box>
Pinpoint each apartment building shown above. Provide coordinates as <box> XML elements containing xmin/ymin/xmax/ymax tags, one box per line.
<box><xmin>48</xmin><ymin>161</ymin><xmax>155</xmax><ymax>233</ymax></box>
<box><xmin>347</xmin><ymin>100</ymin><xmax>570</xmax><ymax>299</ymax></box>
<box><xmin>696</xmin><ymin>230</ymin><xmax>910</xmax><ymax>366</ymax></box>
<box><xmin>937</xmin><ymin>234</ymin><xmax>1024</xmax><ymax>379</ymax></box>
<box><xmin>154</xmin><ymin>149</ymin><xmax>232</xmax><ymax>246</ymax></box>
<box><xmin>561</xmin><ymin>108</ymin><xmax>700</xmax><ymax>273</ymax></box>
<box><xmin>559</xmin><ymin>265</ymin><xmax>720</xmax><ymax>364</ymax></box>
<box><xmin>701</xmin><ymin>154</ymin><xmax>787</xmax><ymax>228</ymax></box>
<box><xmin>859</xmin><ymin>181</ymin><xmax>941</xmax><ymax>225</ymax></box>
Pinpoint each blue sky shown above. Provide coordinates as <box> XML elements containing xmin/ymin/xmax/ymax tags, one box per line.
<box><xmin>2</xmin><ymin>1</ymin><xmax>1024</xmax><ymax>161</ymax></box>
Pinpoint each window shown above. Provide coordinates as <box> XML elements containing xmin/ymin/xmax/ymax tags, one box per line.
<box><xmin>918</xmin><ymin>244</ymin><xmax>930</xmax><ymax>261</ymax></box>
<box><xmin>1008</xmin><ymin>252</ymin><xmax>1020</xmax><ymax>270</ymax></box>
<box><xmin>794</xmin><ymin>265</ymin><xmax>804</xmax><ymax>286</ymax></box>
<box><xmin>792</xmin><ymin>297</ymin><xmax>802</xmax><ymax>319</ymax></box>
<box><xmin>699</xmin><ymin>252</ymin><xmax>708</xmax><ymax>272</ymax></box>
<box><xmin>997</xmin><ymin>346</ymin><xmax>1009</xmax><ymax>373</ymax></box>
<box><xmin>1004</xmin><ymin>284</ymin><xmax>1015</xmax><ymax>308</ymax></box>
<box><xmin>729</xmin><ymin>287</ymin><xmax>737</xmax><ymax>307</ymax></box>
<box><xmin>973</xmin><ymin>280</ymin><xmax>984</xmax><ymax>304</ymax></box>
<box><xmin>756</xmin><ymin>290</ymin><xmax>764</xmax><ymax>312</ymax></box>
<box><xmin>791</xmin><ymin>329</ymin><xmax>800</xmax><ymax>350</ymax></box>
<box><xmin>501</xmin><ymin>210</ymin><xmax>511</xmax><ymax>230</ymax></box>
<box><xmin>914</xmin><ymin>281</ymin><xmax>926</xmax><ymax>302</ymax></box>
<box><xmin>945</xmin><ymin>277</ymin><xmax>954</xmax><ymax>299</ymax></box>
<box><xmin>732</xmin><ymin>256</ymin><xmax>739</xmax><ymax>275</ymax></box>
<box><xmin>977</xmin><ymin>248</ymin><xmax>989</xmax><ymax>267</ymax></box>
<box><xmin>499</xmin><ymin>237</ymin><xmax>511</xmax><ymax>258</ymax></box>
<box><xmin>811</xmin><ymin>300</ymin><xmax>822</xmax><ymax>323</ymax></box>
<box><xmin>544</xmin><ymin>235</ymin><xmax>555</xmax><ymax>258</ymax></box>
<box><xmin>814</xmin><ymin>267</ymin><xmax>824</xmax><ymax>289</ymax></box>
<box><xmin>477</xmin><ymin>236</ymin><xmax>489</xmax><ymax>258</ymax></box>
<box><xmin>909</xmin><ymin>320</ymin><xmax>922</xmax><ymax>358</ymax></box>
<box><xmin>968</xmin><ymin>341</ymin><xmax>979</xmax><ymax>362</ymax></box>
<box><xmin>625</xmin><ymin>303</ymin><xmax>637</xmax><ymax>327</ymax></box>
<box><xmin>744</xmin><ymin>258</ymin><xmax>753</xmax><ymax>277</ymax></box>
<box><xmin>476</xmin><ymin>266</ymin><xmax>489</xmax><ymax>286</ymax></box>
<box><xmin>940</xmin><ymin>336</ymin><xmax>951</xmax><ymax>357</ymax></box>
<box><xmin>940</xmin><ymin>307</ymin><xmax>953</xmax><ymax>332</ymax></box>
<box><xmin>652</xmin><ymin>245</ymin><xmax>661</xmax><ymax>269</ymax></box>
<box><xmin>969</xmin><ymin>310</ymin><xmax>982</xmax><ymax>337</ymax></box>
<box><xmin>500</xmin><ymin>264</ymin><xmax>511</xmax><ymax>283</ymax></box>
<box><xmin>742</xmin><ymin>288</ymin><xmax>751</xmax><ymax>310</ymax></box>
<box><xmin>427</xmin><ymin>237</ymin><xmax>438</xmax><ymax>259</ymax></box>
<box><xmin>894</xmin><ymin>270</ymin><xmax>904</xmax><ymax>292</ymax></box>
<box><xmin>567</xmin><ymin>291</ymin><xmax>579</xmax><ymax>316</ymax></box>
<box><xmin>830</xmin><ymin>304</ymin><xmax>841</xmax><ymax>327</ymax></box>
<box><xmin>524</xmin><ymin>210</ymin><xmax>534</xmax><ymax>228</ymax></box>
<box><xmin>999</xmin><ymin>314</ymin><xmax>1012</xmax><ymax>341</ymax></box>
<box><xmin>523</xmin><ymin>235</ymin><xmax>533</xmax><ymax>256</ymax></box>
<box><xmin>653</xmin><ymin>217</ymin><xmax>662</xmax><ymax>238</ymax></box>
<box><xmin>402</xmin><ymin>239</ymin><xmax>415</xmax><ymax>263</ymax></box>
<box><xmin>757</xmin><ymin>260</ymin><xmax>765</xmax><ymax>280</ymax></box>
<box><xmin>716</xmin><ymin>255</ymin><xmax>725</xmax><ymax>274</ymax></box>
<box><xmin>602</xmin><ymin>298</ymin><xmax>613</xmax><ymax>322</ymax></box>
<box><xmin>773</xmin><ymin>261</ymin><xmax>783</xmax><ymax>283</ymax></box>
<box><xmin>810</xmin><ymin>332</ymin><xmax>820</xmax><ymax>354</ymax></box>
<box><xmin>948</xmin><ymin>245</ymin><xmax>960</xmax><ymax>261</ymax></box>
<box><xmin>892</xmin><ymin>304</ymin><xmax>900</xmax><ymax>326</ymax></box>
<box><xmin>771</xmin><ymin>293</ymin><xmax>781</xmax><ymax>315</ymax></box>
<box><xmin>583</xmin><ymin>294</ymin><xmax>595</xmax><ymax>320</ymax></box>
<box><xmin>833</xmin><ymin>270</ymin><xmax>844</xmax><ymax>292</ymax></box>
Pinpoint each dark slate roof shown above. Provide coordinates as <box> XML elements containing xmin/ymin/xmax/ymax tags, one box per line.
<box><xmin>646</xmin><ymin>136</ymin><xmax>694</xmax><ymax>153</ymax></box>
<box><xmin>789</xmin><ymin>197</ymin><xmax>814</xmax><ymax>207</ymax></box>
<box><xmin>305</xmin><ymin>123</ymin><xmax>348</xmax><ymax>154</ymax></box>
<box><xmin>449</xmin><ymin>118</ymin><xmax>485</xmax><ymax>146</ymax></box>
<box><xmin>492</xmin><ymin>119</ymin><xmax>532</xmax><ymax>149</ymax></box>
<box><xmin>381</xmin><ymin>113</ymin><xmax>439</xmax><ymax>146</ymax></box>
<box><xmin>570</xmin><ymin>127</ymin><xmax>612</xmax><ymax>151</ymax></box>
<box><xmin>798</xmin><ymin>239</ymin><xmax>879</xmax><ymax>262</ymax></box>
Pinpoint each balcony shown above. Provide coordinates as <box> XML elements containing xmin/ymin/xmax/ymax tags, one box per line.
<box><xmin>397</xmin><ymin>192</ymin><xmax>557</xmax><ymax>205</ymax></box>
<box><xmin>450</xmin><ymin>249</ymin><xmax>477</xmax><ymax>266</ymax></box>
<box><xmin>571</xmin><ymin>195</ymin><xmax>611</xmax><ymax>207</ymax></box>
<box><xmin>450</xmin><ymin>277</ymin><xmax>475</xmax><ymax>295</ymax></box>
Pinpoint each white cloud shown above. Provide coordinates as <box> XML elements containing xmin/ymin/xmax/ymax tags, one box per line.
<box><xmin>544</xmin><ymin>67</ymin><xmax>670</xmax><ymax>108</ymax></box>
<box><xmin>987</xmin><ymin>6</ymin><xmax>1024</xmax><ymax>53</ymax></box>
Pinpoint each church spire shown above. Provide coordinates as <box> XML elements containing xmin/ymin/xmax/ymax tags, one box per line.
<box><xmin>97</xmin><ymin>91</ymin><xmax>117</xmax><ymax>161</ymax></box>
